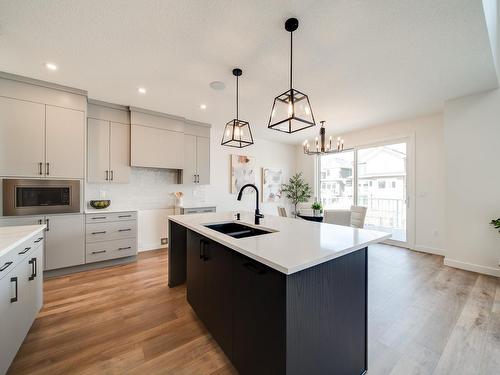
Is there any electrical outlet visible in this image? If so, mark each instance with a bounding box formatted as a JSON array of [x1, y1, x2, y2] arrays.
[[161, 238, 168, 245]]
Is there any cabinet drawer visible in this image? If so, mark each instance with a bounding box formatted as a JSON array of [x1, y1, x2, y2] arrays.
[[86, 211, 137, 223], [0, 235, 44, 281], [183, 207, 216, 214], [86, 238, 137, 263], [86, 220, 137, 243]]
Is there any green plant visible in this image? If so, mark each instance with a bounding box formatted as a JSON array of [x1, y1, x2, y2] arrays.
[[311, 202, 322, 211], [281, 172, 313, 217], [491, 218, 500, 233]]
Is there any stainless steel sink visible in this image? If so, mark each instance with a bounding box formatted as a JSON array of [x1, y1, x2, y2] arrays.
[[204, 222, 274, 239]]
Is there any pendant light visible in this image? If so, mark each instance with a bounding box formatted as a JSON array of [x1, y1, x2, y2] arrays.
[[303, 121, 351, 155], [268, 18, 316, 133], [221, 68, 254, 148]]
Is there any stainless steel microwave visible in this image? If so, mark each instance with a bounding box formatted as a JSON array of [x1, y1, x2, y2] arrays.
[[2, 179, 81, 216]]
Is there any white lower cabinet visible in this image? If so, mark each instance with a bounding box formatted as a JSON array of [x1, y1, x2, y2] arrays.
[[44, 214, 85, 270], [0, 233, 44, 375]]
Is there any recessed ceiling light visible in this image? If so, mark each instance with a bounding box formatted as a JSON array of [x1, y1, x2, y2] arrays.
[[200, 104, 207, 110], [45, 62, 58, 71], [209, 81, 225, 90], [138, 87, 146, 94]]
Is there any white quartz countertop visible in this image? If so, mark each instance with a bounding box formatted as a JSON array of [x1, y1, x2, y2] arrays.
[[0, 225, 46, 257], [168, 211, 390, 275]]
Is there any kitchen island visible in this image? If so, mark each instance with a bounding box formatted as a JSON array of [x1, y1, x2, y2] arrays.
[[168, 211, 390, 375]]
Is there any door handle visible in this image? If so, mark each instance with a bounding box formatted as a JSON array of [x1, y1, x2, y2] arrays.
[[118, 228, 131, 232], [34, 237, 43, 243], [117, 246, 132, 251], [199, 240, 209, 261], [19, 246, 31, 255], [105, 170, 109, 181], [46, 162, 50, 175], [33, 257, 37, 279], [91, 231, 106, 235], [110, 170, 114, 181], [0, 262, 13, 272], [45, 218, 50, 231], [91, 250, 106, 254], [38, 162, 43, 175], [118, 215, 131, 218], [10, 277, 18, 303], [29, 258, 36, 281]]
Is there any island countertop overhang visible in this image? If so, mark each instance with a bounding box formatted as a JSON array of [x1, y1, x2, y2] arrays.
[[168, 211, 390, 275]]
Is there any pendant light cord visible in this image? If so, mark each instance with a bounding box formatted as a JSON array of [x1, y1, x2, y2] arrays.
[[236, 75, 239, 120], [290, 30, 293, 91]]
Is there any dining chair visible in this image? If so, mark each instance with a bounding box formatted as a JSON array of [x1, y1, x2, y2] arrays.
[[350, 206, 368, 228], [323, 209, 351, 226], [277, 206, 287, 217]]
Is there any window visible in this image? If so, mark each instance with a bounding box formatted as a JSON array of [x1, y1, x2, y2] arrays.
[[318, 151, 354, 209], [392, 181, 396, 188], [378, 181, 386, 189]]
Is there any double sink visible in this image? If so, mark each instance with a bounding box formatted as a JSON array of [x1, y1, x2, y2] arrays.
[[204, 221, 275, 239]]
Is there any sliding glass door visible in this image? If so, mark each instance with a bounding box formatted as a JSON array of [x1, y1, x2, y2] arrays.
[[318, 139, 412, 246], [357, 142, 407, 242]]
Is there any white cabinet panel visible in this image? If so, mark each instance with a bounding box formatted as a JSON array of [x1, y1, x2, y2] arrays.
[[183, 134, 197, 184], [131, 125, 184, 169], [87, 118, 110, 183], [0, 216, 44, 227], [44, 214, 85, 270], [0, 97, 45, 177], [45, 105, 85, 179], [109, 122, 131, 183], [196, 136, 210, 185]]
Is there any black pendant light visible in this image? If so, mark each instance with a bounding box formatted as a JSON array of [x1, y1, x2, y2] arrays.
[[268, 18, 316, 133], [221, 68, 254, 148]]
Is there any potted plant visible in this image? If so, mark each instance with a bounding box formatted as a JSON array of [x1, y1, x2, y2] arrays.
[[281, 172, 313, 217], [311, 201, 323, 216], [490, 218, 500, 233]]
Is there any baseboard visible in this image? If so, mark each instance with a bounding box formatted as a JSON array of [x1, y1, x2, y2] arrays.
[[139, 243, 168, 252], [444, 258, 500, 277], [412, 245, 445, 256], [44, 256, 137, 278]]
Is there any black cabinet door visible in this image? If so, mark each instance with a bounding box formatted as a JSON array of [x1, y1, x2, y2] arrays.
[[203, 241, 234, 358], [232, 254, 286, 375], [186, 231, 207, 321]]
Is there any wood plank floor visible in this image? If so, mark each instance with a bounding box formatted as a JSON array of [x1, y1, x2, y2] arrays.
[[7, 245, 500, 375]]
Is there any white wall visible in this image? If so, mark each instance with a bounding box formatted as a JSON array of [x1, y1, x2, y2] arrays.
[[443, 89, 500, 277], [86, 131, 297, 251], [296, 114, 446, 254]]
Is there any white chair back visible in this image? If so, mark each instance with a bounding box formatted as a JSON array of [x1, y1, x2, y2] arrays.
[[277, 206, 287, 217], [350, 206, 367, 228], [323, 209, 351, 226]]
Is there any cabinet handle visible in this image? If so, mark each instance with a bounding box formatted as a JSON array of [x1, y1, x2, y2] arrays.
[[19, 246, 31, 255], [38, 162, 43, 175], [91, 250, 106, 254], [38, 219, 43, 225], [105, 170, 109, 181], [29, 258, 36, 281], [45, 218, 50, 231], [34, 237, 43, 243], [110, 170, 114, 181], [46, 162, 50, 175], [33, 258, 37, 279], [200, 240, 209, 261], [243, 262, 266, 275], [117, 246, 131, 251], [118, 228, 131, 232], [91, 231, 106, 235], [0, 262, 13, 272], [118, 215, 131, 218], [92, 216, 107, 220], [10, 277, 18, 303]]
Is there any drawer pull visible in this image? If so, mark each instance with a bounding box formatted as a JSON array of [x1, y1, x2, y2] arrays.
[[118, 215, 132, 218], [92, 217, 107, 220], [34, 237, 43, 243], [10, 277, 18, 303], [19, 247, 31, 255], [91, 231, 107, 235], [118, 229, 132, 232], [28, 258, 36, 281], [0, 262, 13, 272], [91, 250, 106, 255], [117, 246, 132, 251]]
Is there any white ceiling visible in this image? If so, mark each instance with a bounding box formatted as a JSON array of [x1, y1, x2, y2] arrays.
[[0, 0, 498, 144]]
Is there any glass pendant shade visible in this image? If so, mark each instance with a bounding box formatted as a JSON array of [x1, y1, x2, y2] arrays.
[[268, 18, 316, 134], [268, 88, 315, 133], [221, 119, 254, 148], [221, 68, 254, 148]]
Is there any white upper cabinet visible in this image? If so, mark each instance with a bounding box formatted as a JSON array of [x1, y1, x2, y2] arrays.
[[87, 118, 110, 183], [0, 97, 45, 177], [45, 105, 85, 179], [109, 122, 131, 183], [183, 134, 197, 184], [196, 136, 210, 184]]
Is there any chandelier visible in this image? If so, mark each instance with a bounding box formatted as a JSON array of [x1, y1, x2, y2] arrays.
[[303, 121, 350, 155]]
